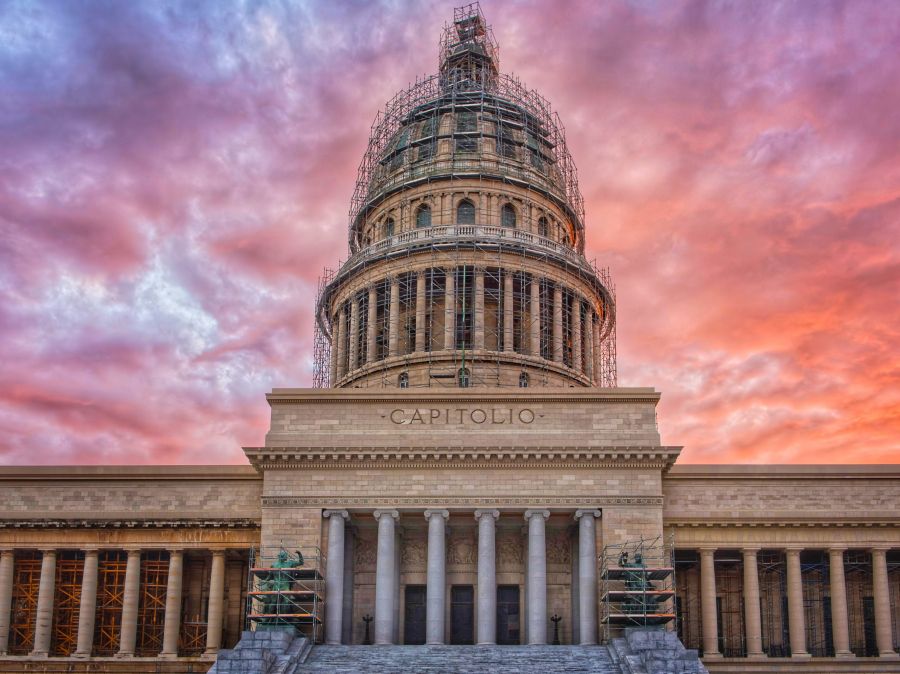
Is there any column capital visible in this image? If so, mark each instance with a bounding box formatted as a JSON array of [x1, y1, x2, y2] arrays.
[[698, 546, 717, 555], [474, 509, 499, 521], [524, 509, 550, 521], [210, 549, 226, 558], [166, 548, 184, 556], [869, 545, 891, 554], [374, 509, 399, 521], [82, 547, 100, 555], [784, 546, 804, 556], [828, 546, 848, 555], [424, 509, 449, 521], [38, 548, 57, 556], [123, 547, 142, 556], [324, 509, 350, 520], [741, 547, 761, 555], [574, 509, 601, 520]]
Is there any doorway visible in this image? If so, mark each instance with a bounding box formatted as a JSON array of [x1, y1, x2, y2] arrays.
[[404, 585, 426, 644], [496, 585, 521, 645], [451, 585, 474, 644]]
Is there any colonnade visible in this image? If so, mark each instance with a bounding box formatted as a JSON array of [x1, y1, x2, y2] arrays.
[[0, 547, 234, 658], [323, 509, 601, 646], [690, 545, 898, 660], [331, 268, 604, 385]]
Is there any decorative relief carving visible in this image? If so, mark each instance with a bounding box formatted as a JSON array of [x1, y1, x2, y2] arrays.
[[496, 531, 523, 569], [401, 536, 427, 570], [448, 532, 477, 566], [546, 529, 572, 565], [354, 535, 377, 570]]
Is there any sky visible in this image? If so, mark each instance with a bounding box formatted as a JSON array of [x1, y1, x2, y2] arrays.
[[0, 0, 898, 466]]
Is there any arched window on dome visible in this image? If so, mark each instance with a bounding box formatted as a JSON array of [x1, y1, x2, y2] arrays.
[[501, 203, 516, 228], [416, 205, 432, 229], [457, 199, 475, 225], [398, 372, 409, 389], [458, 367, 470, 388], [538, 216, 549, 238], [384, 217, 395, 237], [518, 372, 529, 388]]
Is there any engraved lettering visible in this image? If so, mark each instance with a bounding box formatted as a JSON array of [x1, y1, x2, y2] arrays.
[[471, 409, 486, 424]]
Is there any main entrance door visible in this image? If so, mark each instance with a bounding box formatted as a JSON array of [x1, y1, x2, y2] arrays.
[[404, 585, 426, 644], [496, 585, 521, 645], [450, 585, 474, 644]]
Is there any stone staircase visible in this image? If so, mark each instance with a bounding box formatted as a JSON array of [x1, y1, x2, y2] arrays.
[[300, 644, 619, 673]]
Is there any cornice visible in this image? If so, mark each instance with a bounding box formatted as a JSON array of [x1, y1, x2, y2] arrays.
[[665, 465, 900, 480], [244, 445, 681, 471], [666, 518, 898, 529], [0, 465, 258, 481], [0, 518, 261, 530], [262, 495, 663, 508]]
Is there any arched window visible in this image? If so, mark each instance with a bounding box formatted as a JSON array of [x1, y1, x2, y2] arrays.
[[384, 218, 395, 237], [457, 199, 475, 225], [398, 372, 409, 389], [538, 216, 549, 238], [458, 367, 470, 388], [519, 372, 529, 388], [416, 205, 432, 229], [501, 203, 516, 228]]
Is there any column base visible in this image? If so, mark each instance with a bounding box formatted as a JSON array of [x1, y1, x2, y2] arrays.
[[702, 652, 723, 660], [159, 651, 179, 659], [879, 651, 900, 658], [114, 652, 135, 658], [203, 649, 219, 658], [72, 651, 91, 659], [790, 651, 812, 659], [746, 652, 767, 660], [28, 651, 49, 658], [834, 650, 855, 659]]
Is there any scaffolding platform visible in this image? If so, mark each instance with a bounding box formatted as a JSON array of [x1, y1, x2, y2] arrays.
[[245, 547, 325, 641]]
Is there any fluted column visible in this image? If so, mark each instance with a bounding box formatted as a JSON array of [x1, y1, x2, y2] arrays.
[[348, 296, 360, 370], [415, 271, 426, 352], [475, 509, 499, 644], [335, 305, 347, 381], [503, 272, 514, 352], [366, 285, 378, 363], [699, 547, 721, 658], [572, 298, 582, 372], [31, 549, 57, 656], [324, 510, 349, 644], [444, 269, 455, 350], [204, 550, 226, 656], [552, 285, 563, 362], [0, 549, 14, 655], [525, 509, 550, 645], [474, 267, 485, 350], [117, 548, 142, 657], [388, 277, 400, 357], [529, 276, 541, 356], [828, 547, 853, 658], [575, 510, 600, 644], [584, 313, 594, 383], [374, 510, 399, 645], [785, 548, 809, 658], [872, 547, 899, 658], [742, 548, 765, 658], [160, 549, 183, 657], [74, 549, 99, 658], [425, 510, 449, 644]]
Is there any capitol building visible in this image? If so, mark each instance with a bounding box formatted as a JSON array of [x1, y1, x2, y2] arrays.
[[0, 5, 897, 673]]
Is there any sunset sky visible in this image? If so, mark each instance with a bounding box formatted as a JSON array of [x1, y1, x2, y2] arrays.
[[1, 0, 898, 465]]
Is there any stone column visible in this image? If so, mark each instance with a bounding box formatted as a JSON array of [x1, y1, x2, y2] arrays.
[[699, 547, 721, 658], [593, 317, 601, 383], [335, 305, 347, 381], [0, 549, 14, 655], [742, 548, 765, 658], [584, 313, 594, 382], [552, 285, 563, 362], [415, 270, 426, 352], [525, 509, 550, 645], [374, 510, 399, 645], [204, 550, 226, 656], [828, 547, 853, 658], [389, 277, 400, 357], [572, 298, 582, 372], [475, 509, 499, 645], [503, 271, 514, 352], [474, 267, 485, 350], [348, 296, 360, 371], [785, 547, 809, 658], [74, 549, 99, 658], [425, 510, 449, 644], [366, 285, 378, 363], [160, 549, 183, 658], [117, 548, 142, 657], [444, 269, 455, 350], [872, 547, 899, 658], [575, 510, 600, 644], [530, 276, 541, 356], [324, 510, 349, 645], [31, 549, 57, 656]]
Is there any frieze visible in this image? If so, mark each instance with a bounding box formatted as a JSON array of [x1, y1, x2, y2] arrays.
[[546, 529, 572, 565], [0, 518, 260, 530], [448, 532, 477, 565], [261, 496, 663, 508]]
